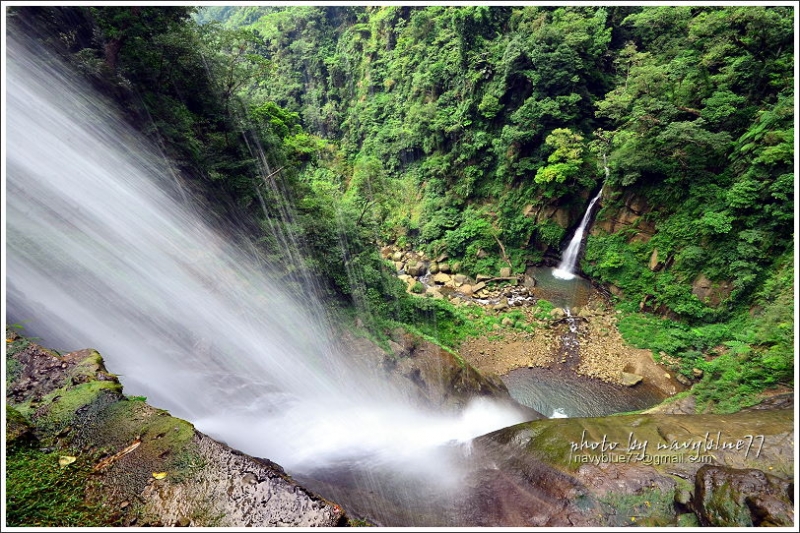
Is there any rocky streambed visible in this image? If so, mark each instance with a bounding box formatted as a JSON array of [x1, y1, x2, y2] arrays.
[[383, 245, 683, 405]]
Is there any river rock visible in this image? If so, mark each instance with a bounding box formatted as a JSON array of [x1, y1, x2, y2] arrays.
[[438, 262, 451, 273], [407, 261, 423, 277], [392, 251, 403, 262], [426, 286, 444, 299], [549, 308, 565, 320], [620, 371, 643, 386], [453, 274, 468, 286], [499, 267, 512, 277], [492, 299, 508, 311], [472, 281, 487, 292], [432, 272, 451, 285], [693, 465, 794, 526], [428, 262, 439, 274]]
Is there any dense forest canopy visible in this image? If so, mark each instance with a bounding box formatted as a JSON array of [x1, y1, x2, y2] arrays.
[[9, 4, 795, 413]]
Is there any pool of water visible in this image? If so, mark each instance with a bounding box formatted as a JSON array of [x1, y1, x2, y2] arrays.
[[526, 266, 594, 309], [502, 366, 666, 418]]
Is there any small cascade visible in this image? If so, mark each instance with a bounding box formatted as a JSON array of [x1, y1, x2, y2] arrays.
[[560, 307, 580, 357], [552, 187, 604, 280]]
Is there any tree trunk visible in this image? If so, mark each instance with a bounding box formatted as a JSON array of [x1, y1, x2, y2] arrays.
[[104, 37, 123, 72]]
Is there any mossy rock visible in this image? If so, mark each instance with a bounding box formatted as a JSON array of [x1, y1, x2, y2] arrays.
[[6, 405, 35, 445], [5, 334, 346, 527]]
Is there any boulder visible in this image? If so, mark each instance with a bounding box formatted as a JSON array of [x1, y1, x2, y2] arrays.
[[499, 267, 512, 278], [428, 262, 439, 274], [492, 299, 509, 311], [438, 263, 451, 273], [426, 286, 444, 299], [620, 371, 643, 386], [392, 251, 404, 262], [407, 261, 423, 277], [466, 409, 794, 526], [472, 281, 487, 292], [692, 274, 734, 308], [432, 272, 451, 285], [693, 465, 794, 526]]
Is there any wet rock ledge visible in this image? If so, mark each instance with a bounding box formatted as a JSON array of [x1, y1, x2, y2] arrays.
[[5, 329, 346, 527]]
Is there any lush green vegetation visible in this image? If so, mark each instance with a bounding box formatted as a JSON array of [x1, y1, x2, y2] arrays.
[[12, 5, 794, 412]]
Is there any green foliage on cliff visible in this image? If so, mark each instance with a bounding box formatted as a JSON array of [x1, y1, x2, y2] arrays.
[[17, 5, 792, 407]]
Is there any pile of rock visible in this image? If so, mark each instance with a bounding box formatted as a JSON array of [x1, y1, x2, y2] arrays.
[[381, 244, 537, 310]]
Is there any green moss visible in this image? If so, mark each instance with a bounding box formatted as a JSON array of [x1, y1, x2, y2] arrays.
[[5, 442, 117, 527], [23, 380, 123, 435], [702, 481, 753, 526], [598, 487, 677, 527], [168, 445, 208, 483], [676, 513, 700, 527], [6, 354, 23, 386], [6, 405, 34, 443]]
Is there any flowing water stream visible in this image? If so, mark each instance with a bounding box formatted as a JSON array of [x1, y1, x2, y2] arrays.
[[553, 184, 604, 280], [5, 27, 531, 525]]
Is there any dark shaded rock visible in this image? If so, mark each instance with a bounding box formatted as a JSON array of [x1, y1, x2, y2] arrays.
[[391, 338, 543, 420], [693, 465, 794, 526], [5, 406, 36, 445], [741, 392, 794, 412]]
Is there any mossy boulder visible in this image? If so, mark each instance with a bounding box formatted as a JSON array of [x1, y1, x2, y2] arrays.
[[693, 465, 794, 526], [464, 410, 794, 526], [5, 331, 346, 527]]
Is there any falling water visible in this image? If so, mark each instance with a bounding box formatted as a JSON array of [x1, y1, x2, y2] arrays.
[[552, 186, 604, 280], [4, 26, 530, 525]]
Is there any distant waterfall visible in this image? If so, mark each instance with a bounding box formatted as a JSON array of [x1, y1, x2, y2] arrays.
[[552, 186, 603, 280]]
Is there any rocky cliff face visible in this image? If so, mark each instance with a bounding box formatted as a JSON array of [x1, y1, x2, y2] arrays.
[[5, 329, 346, 527]]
